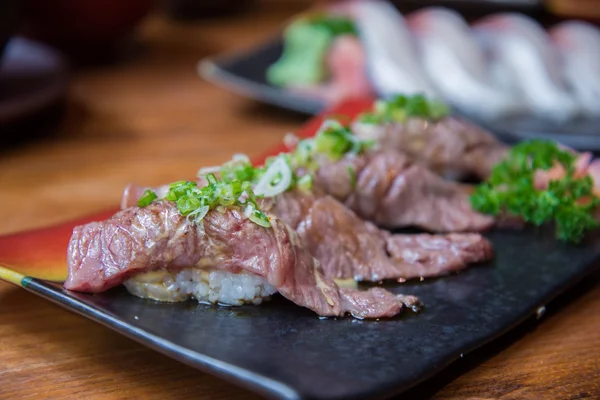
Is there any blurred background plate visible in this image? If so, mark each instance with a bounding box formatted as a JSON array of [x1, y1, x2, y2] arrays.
[[199, 39, 324, 116], [392, 0, 545, 19], [0, 37, 69, 129], [200, 37, 600, 151]]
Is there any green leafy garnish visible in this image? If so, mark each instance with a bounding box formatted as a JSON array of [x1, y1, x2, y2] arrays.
[[211, 120, 371, 198], [137, 189, 158, 207], [219, 155, 255, 182], [267, 14, 356, 87], [470, 140, 600, 243], [297, 174, 314, 191], [358, 94, 450, 124], [138, 174, 271, 228], [313, 120, 374, 160]]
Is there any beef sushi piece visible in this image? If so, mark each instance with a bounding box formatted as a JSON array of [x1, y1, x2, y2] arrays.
[[261, 189, 493, 281], [351, 95, 509, 181], [549, 21, 600, 118], [65, 201, 417, 319], [350, 0, 439, 99], [472, 13, 579, 121], [312, 149, 495, 232], [406, 7, 522, 120], [352, 115, 508, 181], [122, 185, 493, 282]]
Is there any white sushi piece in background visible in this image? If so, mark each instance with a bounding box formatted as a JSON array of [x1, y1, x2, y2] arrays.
[[550, 21, 600, 118], [473, 13, 580, 122], [124, 268, 277, 306], [350, 0, 439, 99], [407, 7, 523, 120]]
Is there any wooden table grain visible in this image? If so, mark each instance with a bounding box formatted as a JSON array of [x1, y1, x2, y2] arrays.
[[1, 3, 599, 399]]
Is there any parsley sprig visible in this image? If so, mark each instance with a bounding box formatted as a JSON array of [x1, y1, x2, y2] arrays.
[[358, 94, 450, 124], [470, 140, 600, 243]]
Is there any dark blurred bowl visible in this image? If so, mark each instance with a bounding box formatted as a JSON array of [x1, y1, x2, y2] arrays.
[[23, 0, 155, 59], [163, 0, 257, 20], [0, 1, 20, 62]]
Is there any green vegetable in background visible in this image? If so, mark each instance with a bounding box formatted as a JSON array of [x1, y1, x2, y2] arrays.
[[470, 140, 600, 243], [267, 14, 356, 87], [210, 120, 371, 197], [358, 94, 450, 124]]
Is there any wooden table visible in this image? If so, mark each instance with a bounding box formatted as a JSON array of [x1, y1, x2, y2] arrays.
[[1, 3, 599, 399]]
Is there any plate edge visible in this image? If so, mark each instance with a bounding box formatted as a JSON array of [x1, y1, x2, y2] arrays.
[[17, 278, 305, 400]]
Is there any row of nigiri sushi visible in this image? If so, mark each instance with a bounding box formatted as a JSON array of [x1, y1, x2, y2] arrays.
[[402, 5, 600, 121], [269, 1, 600, 122]]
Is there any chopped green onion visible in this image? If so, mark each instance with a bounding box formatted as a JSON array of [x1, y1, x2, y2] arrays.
[[249, 210, 271, 228], [309, 119, 374, 161], [163, 175, 271, 228], [214, 154, 256, 184], [165, 181, 195, 201], [187, 205, 209, 223], [347, 166, 357, 189], [137, 189, 158, 207], [315, 130, 347, 156], [297, 174, 313, 191], [254, 155, 294, 197], [194, 118, 370, 203], [176, 195, 202, 216], [206, 173, 218, 185], [358, 94, 450, 124]]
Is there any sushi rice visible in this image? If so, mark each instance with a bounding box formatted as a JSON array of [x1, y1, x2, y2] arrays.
[[124, 268, 277, 306]]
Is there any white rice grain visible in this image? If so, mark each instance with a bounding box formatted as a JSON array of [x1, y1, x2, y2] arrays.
[[124, 268, 277, 306]]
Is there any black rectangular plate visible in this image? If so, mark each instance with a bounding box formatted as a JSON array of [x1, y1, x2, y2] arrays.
[[20, 227, 600, 400]]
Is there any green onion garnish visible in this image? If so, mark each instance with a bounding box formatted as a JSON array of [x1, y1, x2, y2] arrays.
[[297, 174, 313, 191], [358, 94, 450, 124], [309, 120, 374, 161], [347, 166, 357, 189], [248, 207, 272, 228], [138, 175, 271, 229], [140, 118, 373, 223], [212, 119, 372, 198], [137, 189, 158, 207]]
